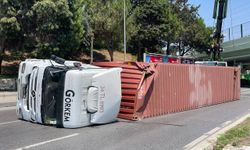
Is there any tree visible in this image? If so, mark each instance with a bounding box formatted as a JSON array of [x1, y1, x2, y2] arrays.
[[83, 0, 124, 61], [0, 0, 85, 74], [184, 18, 213, 55], [163, 5, 183, 55], [170, 0, 213, 56], [130, 0, 168, 60], [0, 0, 23, 73], [31, 0, 85, 59], [0, 0, 214, 69]]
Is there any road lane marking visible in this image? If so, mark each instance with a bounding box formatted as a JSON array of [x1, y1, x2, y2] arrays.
[[221, 120, 232, 127], [184, 135, 208, 150], [241, 95, 250, 98], [0, 106, 16, 111], [0, 120, 20, 126], [241, 90, 250, 94], [241, 89, 249, 92], [205, 127, 220, 135], [184, 112, 250, 150], [185, 121, 236, 149], [15, 133, 79, 150], [241, 96, 250, 100], [184, 127, 221, 150]]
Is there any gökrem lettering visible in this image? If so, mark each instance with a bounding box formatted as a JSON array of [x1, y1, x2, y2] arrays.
[[64, 90, 75, 122]]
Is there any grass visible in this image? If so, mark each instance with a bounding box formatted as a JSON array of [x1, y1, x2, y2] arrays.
[[214, 117, 250, 150]]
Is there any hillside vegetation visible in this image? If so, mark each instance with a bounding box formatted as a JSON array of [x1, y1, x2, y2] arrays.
[[1, 0, 212, 74]]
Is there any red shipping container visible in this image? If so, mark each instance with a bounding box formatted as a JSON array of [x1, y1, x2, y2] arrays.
[[94, 62, 240, 120]]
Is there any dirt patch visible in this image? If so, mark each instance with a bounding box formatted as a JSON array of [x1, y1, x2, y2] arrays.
[[77, 49, 136, 63], [2, 60, 20, 66], [1, 50, 136, 75], [103, 50, 135, 61], [240, 117, 250, 126], [1, 60, 20, 75], [237, 136, 250, 146]]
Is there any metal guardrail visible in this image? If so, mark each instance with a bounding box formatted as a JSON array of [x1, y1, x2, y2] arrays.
[[223, 21, 250, 42]]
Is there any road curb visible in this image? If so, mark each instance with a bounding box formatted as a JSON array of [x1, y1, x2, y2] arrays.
[[186, 111, 250, 150], [0, 92, 17, 104]]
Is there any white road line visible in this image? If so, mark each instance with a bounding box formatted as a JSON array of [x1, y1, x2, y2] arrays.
[[241, 89, 250, 91], [241, 95, 250, 98], [0, 106, 16, 111], [15, 133, 79, 150], [0, 120, 20, 126], [185, 112, 250, 150], [240, 90, 250, 93], [185, 120, 236, 150], [184, 135, 208, 150], [221, 120, 232, 127], [241, 92, 250, 94], [241, 92, 250, 95], [184, 127, 221, 150], [185, 121, 236, 150], [205, 127, 220, 135]]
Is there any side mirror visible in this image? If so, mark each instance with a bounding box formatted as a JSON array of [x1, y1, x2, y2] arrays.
[[51, 55, 65, 65]]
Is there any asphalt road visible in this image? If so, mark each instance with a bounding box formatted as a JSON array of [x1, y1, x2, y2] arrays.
[[1, 89, 250, 150]]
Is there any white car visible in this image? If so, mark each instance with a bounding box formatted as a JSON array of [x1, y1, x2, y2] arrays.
[[195, 61, 228, 67], [17, 58, 122, 128]]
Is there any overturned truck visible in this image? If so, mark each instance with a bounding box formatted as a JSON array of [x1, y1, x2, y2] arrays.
[[17, 58, 122, 128], [17, 58, 240, 126]]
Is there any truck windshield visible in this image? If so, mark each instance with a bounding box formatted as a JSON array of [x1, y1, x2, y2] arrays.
[[42, 66, 66, 126]]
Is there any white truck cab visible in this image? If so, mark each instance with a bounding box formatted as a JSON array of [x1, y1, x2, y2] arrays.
[[17, 58, 122, 128]]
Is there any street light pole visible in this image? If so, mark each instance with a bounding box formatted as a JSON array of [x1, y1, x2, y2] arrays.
[[90, 33, 94, 64], [123, 0, 127, 61]]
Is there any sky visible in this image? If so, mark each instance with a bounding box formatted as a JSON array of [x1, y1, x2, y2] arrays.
[[188, 0, 250, 40]]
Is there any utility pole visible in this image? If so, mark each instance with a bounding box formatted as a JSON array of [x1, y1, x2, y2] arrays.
[[90, 33, 94, 64], [124, 0, 127, 61], [212, 0, 228, 60]]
